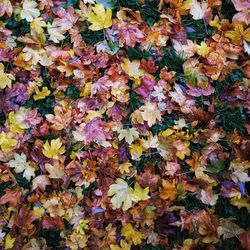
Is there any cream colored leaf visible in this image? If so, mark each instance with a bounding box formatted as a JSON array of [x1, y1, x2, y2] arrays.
[[118, 128, 139, 144], [190, 0, 210, 20], [107, 178, 133, 211], [140, 102, 162, 127], [21, 0, 40, 22]]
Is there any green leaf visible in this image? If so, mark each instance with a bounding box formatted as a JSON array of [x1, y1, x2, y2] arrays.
[[105, 41, 120, 55], [206, 162, 225, 174]]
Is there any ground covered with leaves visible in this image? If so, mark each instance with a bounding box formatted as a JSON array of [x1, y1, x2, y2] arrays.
[[0, 0, 250, 249]]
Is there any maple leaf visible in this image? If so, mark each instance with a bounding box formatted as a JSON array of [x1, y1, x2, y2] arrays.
[[160, 180, 177, 201], [86, 4, 112, 31], [225, 22, 250, 45], [107, 178, 134, 211], [0, 63, 15, 89], [121, 58, 144, 79], [32, 175, 51, 191], [9, 110, 26, 134], [217, 218, 245, 240], [46, 103, 72, 130], [232, 0, 250, 25], [0, 188, 22, 207], [199, 187, 218, 206], [30, 17, 46, 35], [130, 183, 150, 202], [20, 0, 40, 22], [42, 138, 65, 159], [0, 132, 17, 152], [140, 102, 162, 127], [190, 0, 210, 20], [73, 118, 112, 147], [121, 223, 143, 246], [110, 240, 131, 250], [32, 206, 45, 219], [119, 24, 145, 47], [54, 7, 79, 31], [119, 161, 132, 174], [195, 41, 210, 57], [129, 141, 145, 160], [229, 160, 250, 183], [118, 128, 139, 144], [141, 134, 159, 149], [47, 22, 66, 43], [230, 197, 250, 211], [9, 153, 35, 181], [165, 162, 181, 176], [134, 76, 155, 99], [33, 86, 51, 101], [0, 0, 12, 17], [45, 162, 65, 179], [5, 234, 15, 250]]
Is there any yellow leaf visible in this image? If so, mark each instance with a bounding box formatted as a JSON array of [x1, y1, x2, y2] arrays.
[[107, 178, 133, 211], [8, 108, 30, 134], [209, 16, 221, 30], [32, 206, 45, 219], [119, 161, 132, 174], [33, 86, 51, 101], [80, 81, 92, 97], [160, 180, 177, 201], [129, 142, 144, 161], [161, 128, 174, 137], [230, 197, 250, 211], [178, 0, 193, 14], [0, 132, 17, 152], [42, 138, 65, 159], [0, 63, 14, 89], [9, 111, 24, 134], [130, 183, 150, 202], [195, 41, 210, 57], [121, 58, 144, 79], [225, 22, 250, 44], [5, 234, 15, 249], [110, 240, 131, 250], [121, 223, 143, 246], [30, 17, 46, 34], [86, 4, 112, 31], [195, 166, 216, 185], [20, 0, 40, 22]]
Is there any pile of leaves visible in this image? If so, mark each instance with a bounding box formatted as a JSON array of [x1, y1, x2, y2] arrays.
[[0, 0, 249, 249]]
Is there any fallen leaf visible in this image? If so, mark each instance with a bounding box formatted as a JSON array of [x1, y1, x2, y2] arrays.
[[107, 178, 133, 211], [87, 4, 112, 31], [42, 138, 65, 159], [5, 234, 15, 250], [21, 0, 40, 22]]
